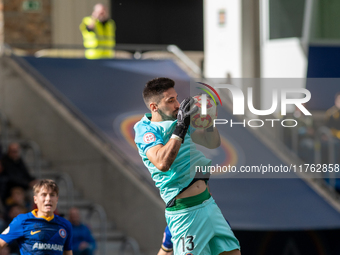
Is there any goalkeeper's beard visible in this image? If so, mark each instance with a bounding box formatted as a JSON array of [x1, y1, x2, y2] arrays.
[[157, 109, 177, 121]]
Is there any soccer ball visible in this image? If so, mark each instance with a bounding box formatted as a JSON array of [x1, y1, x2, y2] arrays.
[[191, 95, 217, 129]]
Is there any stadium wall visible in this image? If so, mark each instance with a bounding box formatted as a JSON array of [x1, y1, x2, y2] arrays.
[[0, 0, 3, 47], [203, 0, 260, 79], [2, 0, 52, 48], [0, 55, 164, 253], [0, 0, 110, 48]]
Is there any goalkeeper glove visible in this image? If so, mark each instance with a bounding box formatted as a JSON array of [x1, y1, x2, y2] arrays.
[[172, 97, 198, 142]]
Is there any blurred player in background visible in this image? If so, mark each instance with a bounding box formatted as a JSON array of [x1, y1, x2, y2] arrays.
[[157, 226, 173, 255], [79, 3, 116, 59], [135, 78, 240, 255], [0, 179, 73, 254]]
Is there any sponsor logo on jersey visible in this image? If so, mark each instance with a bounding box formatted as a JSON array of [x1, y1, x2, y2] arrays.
[[32, 243, 63, 251], [1, 227, 9, 235], [31, 230, 41, 235], [59, 228, 67, 238], [143, 132, 156, 143]]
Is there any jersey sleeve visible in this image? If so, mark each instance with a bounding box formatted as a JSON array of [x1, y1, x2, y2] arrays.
[[135, 124, 164, 154], [161, 225, 173, 252], [64, 221, 73, 251], [0, 216, 24, 244]]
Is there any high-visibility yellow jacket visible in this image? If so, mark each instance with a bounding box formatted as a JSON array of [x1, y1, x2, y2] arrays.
[[79, 16, 116, 59]]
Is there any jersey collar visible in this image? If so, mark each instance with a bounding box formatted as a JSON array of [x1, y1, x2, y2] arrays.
[[144, 113, 177, 124], [143, 113, 152, 123], [32, 209, 54, 221]]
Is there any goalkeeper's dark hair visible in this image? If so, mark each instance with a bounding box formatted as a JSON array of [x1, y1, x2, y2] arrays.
[[143, 78, 175, 109]]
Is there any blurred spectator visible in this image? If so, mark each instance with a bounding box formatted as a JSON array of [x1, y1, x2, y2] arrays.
[[0, 189, 4, 233], [0, 217, 5, 235], [0, 161, 6, 202], [0, 205, 5, 234], [79, 3, 116, 59], [326, 92, 340, 140], [4, 204, 26, 226], [282, 105, 316, 163], [294, 105, 315, 163], [322, 93, 340, 191], [4, 187, 31, 213], [324, 92, 340, 164], [69, 207, 96, 255], [1, 143, 37, 201], [4, 204, 25, 255]]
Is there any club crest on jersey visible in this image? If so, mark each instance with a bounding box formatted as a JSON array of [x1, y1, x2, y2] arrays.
[[1, 227, 9, 235], [143, 132, 156, 143], [59, 229, 66, 238]]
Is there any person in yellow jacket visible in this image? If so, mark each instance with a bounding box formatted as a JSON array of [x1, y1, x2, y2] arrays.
[[80, 4, 116, 59]]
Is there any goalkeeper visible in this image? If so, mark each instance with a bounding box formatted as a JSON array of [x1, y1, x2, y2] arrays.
[[134, 78, 240, 255]]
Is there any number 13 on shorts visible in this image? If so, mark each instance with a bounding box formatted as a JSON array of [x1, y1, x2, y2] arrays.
[[180, 235, 195, 253]]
